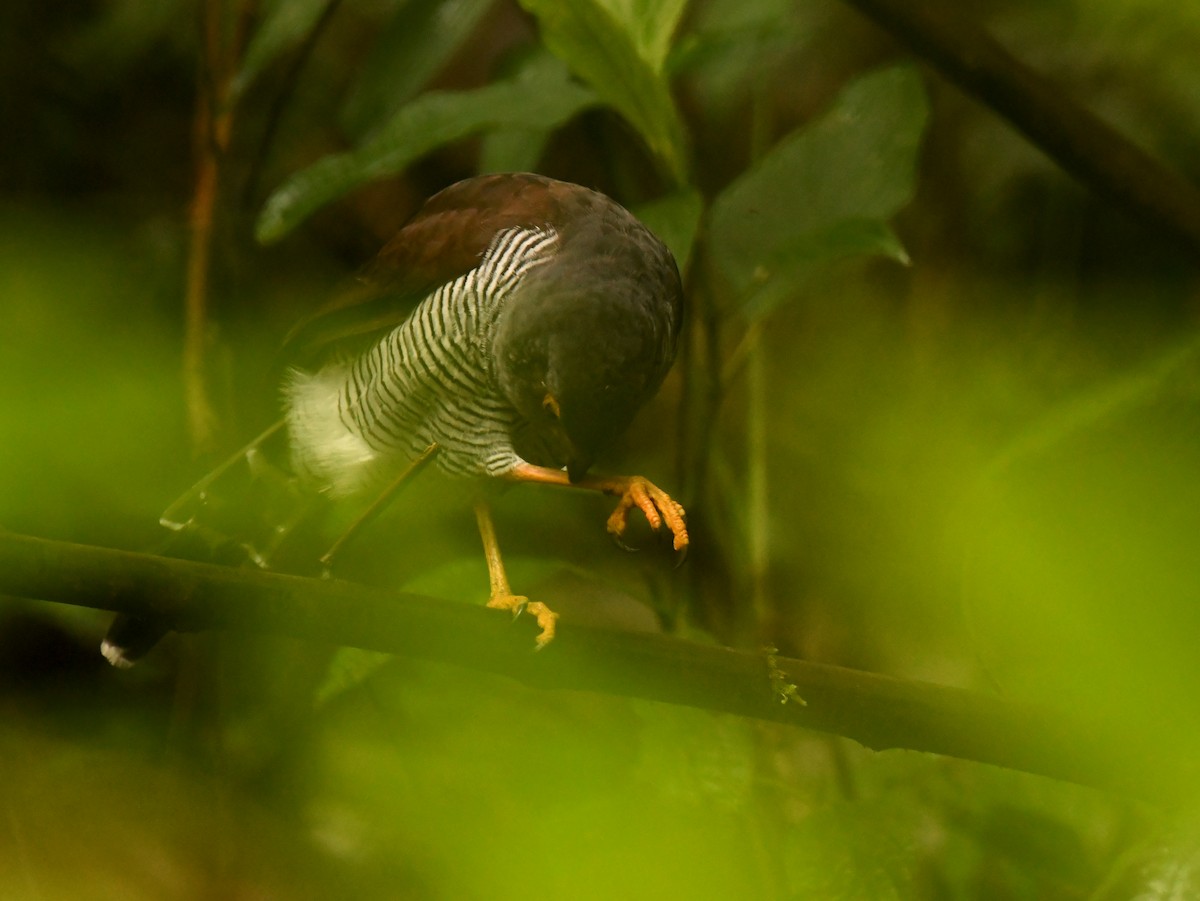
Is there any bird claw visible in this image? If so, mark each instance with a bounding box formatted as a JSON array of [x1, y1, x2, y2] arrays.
[[610, 531, 639, 553], [487, 594, 558, 648], [488, 592, 527, 618], [604, 476, 689, 556]]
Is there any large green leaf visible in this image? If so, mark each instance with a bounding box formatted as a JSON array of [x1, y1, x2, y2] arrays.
[[517, 0, 690, 182], [708, 65, 928, 312], [784, 803, 920, 900], [478, 49, 577, 175], [740, 219, 910, 318], [633, 187, 704, 273], [256, 68, 597, 243], [341, 0, 496, 137], [598, 0, 688, 70], [235, 0, 332, 96]]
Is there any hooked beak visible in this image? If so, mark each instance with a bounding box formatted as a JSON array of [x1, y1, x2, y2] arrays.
[[567, 450, 593, 483]]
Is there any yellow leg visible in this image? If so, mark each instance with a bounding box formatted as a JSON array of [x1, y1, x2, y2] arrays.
[[504, 464, 688, 554], [473, 499, 558, 649], [319, 443, 440, 572]]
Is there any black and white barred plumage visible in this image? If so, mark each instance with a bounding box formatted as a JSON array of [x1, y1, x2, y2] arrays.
[[282, 172, 682, 496], [286, 226, 561, 494], [101, 172, 685, 666]]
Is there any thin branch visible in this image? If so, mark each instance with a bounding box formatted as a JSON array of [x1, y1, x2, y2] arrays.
[[183, 90, 228, 457], [0, 530, 1189, 803], [184, 0, 249, 457], [842, 0, 1200, 259]]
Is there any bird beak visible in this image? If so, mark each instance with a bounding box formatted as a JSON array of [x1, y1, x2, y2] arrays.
[[567, 451, 593, 483]]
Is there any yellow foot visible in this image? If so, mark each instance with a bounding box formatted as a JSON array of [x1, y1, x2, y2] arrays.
[[605, 476, 689, 553], [486, 594, 559, 649]]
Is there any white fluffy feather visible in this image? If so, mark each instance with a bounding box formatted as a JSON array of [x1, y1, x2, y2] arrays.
[[284, 364, 378, 497]]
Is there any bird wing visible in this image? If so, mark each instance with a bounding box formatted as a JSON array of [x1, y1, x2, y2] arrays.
[[279, 173, 572, 365]]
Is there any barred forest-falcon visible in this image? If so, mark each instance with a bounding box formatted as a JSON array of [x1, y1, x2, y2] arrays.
[[103, 172, 688, 665]]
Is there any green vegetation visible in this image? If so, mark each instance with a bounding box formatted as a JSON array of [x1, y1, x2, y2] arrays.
[[3, 0, 1200, 897]]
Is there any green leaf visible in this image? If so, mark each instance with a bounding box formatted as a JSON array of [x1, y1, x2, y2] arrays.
[[341, 0, 496, 137], [742, 219, 910, 317], [668, 0, 801, 83], [784, 803, 920, 900], [478, 49, 580, 175], [235, 0, 332, 96], [598, 0, 688, 70], [633, 187, 704, 273], [59, 0, 190, 80], [478, 127, 548, 175], [517, 0, 690, 182], [316, 648, 392, 706], [256, 73, 597, 243], [708, 65, 928, 309]]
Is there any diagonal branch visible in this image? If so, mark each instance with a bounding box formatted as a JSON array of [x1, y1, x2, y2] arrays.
[[842, 0, 1200, 259], [0, 530, 1188, 803]]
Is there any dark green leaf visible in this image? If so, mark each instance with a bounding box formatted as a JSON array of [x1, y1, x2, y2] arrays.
[[478, 49, 580, 175], [235, 0, 332, 96], [59, 0, 190, 79], [742, 219, 910, 317], [256, 75, 597, 242], [709, 65, 928, 307], [341, 0, 496, 137], [633, 187, 704, 273], [517, 0, 690, 182], [478, 128, 548, 175]]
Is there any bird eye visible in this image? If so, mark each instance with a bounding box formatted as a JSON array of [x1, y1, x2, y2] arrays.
[[542, 393, 561, 419]]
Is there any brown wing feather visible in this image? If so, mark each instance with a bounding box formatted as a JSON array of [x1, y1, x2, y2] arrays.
[[280, 173, 574, 365]]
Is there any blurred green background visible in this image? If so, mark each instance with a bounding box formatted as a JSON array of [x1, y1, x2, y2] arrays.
[[3, 0, 1200, 897]]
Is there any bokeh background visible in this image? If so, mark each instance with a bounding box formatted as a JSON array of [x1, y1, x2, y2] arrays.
[[3, 0, 1200, 897]]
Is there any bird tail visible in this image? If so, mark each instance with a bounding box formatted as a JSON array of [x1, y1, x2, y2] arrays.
[[101, 419, 318, 667]]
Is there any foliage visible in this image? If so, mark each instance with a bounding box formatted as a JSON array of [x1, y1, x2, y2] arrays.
[[4, 0, 1200, 897]]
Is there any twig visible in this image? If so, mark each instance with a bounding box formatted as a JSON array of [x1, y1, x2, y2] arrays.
[[0, 530, 1189, 803], [183, 0, 251, 456], [842, 0, 1200, 259]]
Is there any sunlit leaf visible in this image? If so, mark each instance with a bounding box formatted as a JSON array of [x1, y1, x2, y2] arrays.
[[341, 0, 496, 137], [235, 0, 332, 96], [633, 187, 704, 273], [960, 334, 1200, 752], [256, 74, 597, 242], [709, 65, 928, 309], [317, 648, 392, 706], [517, 0, 690, 182], [632, 702, 755, 810], [1109, 820, 1200, 901], [597, 0, 689, 70], [785, 804, 918, 900]]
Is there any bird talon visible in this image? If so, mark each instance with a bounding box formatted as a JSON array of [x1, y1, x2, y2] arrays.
[[487, 593, 528, 617], [604, 476, 689, 557], [673, 542, 689, 569], [609, 530, 640, 552], [486, 594, 557, 647]]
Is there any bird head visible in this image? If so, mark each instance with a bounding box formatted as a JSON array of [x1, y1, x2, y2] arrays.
[[495, 266, 679, 482]]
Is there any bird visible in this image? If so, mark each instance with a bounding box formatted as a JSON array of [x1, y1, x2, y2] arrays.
[[102, 172, 688, 666]]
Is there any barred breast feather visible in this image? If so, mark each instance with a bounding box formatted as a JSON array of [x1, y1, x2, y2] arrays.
[[285, 225, 560, 496]]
